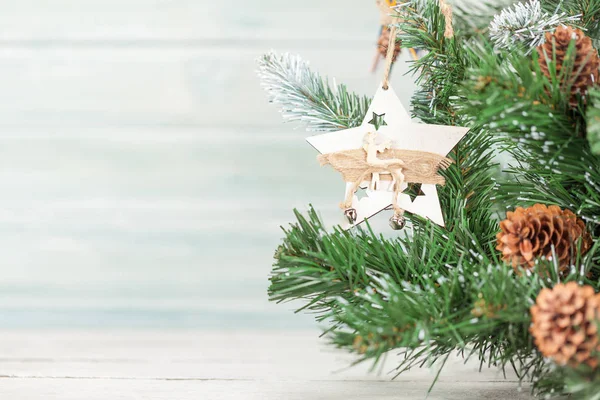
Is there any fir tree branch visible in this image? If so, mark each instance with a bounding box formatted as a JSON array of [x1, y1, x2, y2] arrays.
[[461, 42, 600, 229], [396, 0, 466, 124], [542, 0, 600, 28], [256, 51, 370, 132], [327, 262, 546, 381], [489, 0, 581, 54], [542, 0, 600, 45], [448, 0, 520, 34], [272, 209, 595, 391], [534, 354, 600, 398]]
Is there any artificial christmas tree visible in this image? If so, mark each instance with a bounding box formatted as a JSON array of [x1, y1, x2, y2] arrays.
[[258, 0, 600, 397]]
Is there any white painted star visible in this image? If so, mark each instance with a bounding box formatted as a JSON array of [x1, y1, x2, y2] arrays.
[[306, 84, 469, 229]]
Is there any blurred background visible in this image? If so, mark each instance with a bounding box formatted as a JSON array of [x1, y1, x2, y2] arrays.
[[0, 1, 415, 330]]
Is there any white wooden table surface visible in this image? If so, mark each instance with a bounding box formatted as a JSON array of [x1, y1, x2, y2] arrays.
[[0, 1, 534, 398], [0, 330, 533, 399]]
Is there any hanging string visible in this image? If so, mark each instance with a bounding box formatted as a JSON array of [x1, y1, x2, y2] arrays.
[[382, 25, 398, 90], [439, 0, 454, 39]]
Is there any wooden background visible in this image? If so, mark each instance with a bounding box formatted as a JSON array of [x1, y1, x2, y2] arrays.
[[0, 0, 417, 330], [0, 1, 533, 398]]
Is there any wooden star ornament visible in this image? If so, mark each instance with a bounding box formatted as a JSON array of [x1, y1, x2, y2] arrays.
[[307, 84, 469, 230]]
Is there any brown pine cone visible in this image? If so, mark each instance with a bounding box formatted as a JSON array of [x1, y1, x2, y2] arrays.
[[496, 204, 592, 273], [537, 25, 600, 107], [530, 282, 600, 368], [377, 28, 401, 62]]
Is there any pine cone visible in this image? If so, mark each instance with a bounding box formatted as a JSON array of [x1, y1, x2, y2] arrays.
[[377, 28, 401, 62], [537, 25, 600, 107], [496, 204, 592, 272], [530, 282, 600, 368]]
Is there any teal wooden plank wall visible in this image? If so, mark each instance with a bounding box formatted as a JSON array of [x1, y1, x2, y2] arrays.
[[0, 1, 416, 328]]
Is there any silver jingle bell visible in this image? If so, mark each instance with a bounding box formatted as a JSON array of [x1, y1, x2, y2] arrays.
[[389, 214, 406, 230], [344, 208, 358, 224]]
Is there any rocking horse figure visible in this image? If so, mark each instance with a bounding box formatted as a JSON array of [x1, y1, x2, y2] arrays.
[[317, 131, 452, 229]]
